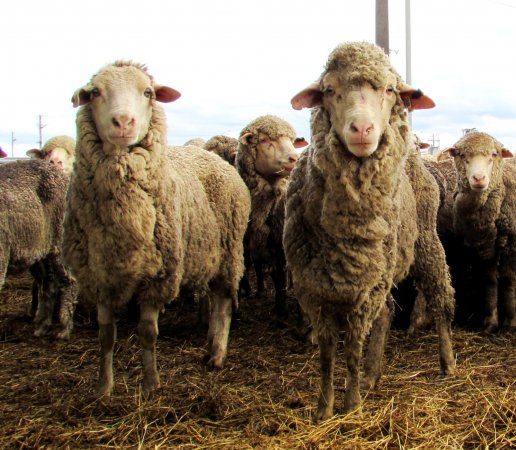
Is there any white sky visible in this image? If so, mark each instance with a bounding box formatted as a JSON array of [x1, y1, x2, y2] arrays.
[[1, 0, 516, 157]]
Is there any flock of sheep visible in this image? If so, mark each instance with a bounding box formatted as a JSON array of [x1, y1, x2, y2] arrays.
[[0, 41, 514, 421]]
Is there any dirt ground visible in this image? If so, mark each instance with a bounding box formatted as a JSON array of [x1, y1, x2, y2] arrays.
[[0, 272, 514, 449]]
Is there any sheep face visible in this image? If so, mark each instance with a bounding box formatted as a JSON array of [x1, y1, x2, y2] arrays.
[[72, 62, 180, 149], [448, 132, 513, 192], [240, 133, 300, 179], [27, 147, 74, 174]]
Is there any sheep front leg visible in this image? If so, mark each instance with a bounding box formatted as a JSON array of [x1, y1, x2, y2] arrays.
[[206, 286, 232, 369], [482, 257, 499, 333], [33, 273, 57, 338], [138, 303, 161, 394], [97, 303, 116, 396], [315, 327, 337, 421], [362, 297, 394, 390]]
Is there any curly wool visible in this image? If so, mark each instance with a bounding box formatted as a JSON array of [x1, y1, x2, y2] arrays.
[[204, 135, 238, 165]]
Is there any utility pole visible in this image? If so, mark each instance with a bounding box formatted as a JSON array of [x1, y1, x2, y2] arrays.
[[38, 115, 46, 148], [405, 0, 412, 126], [376, 0, 389, 55], [11, 132, 16, 156]]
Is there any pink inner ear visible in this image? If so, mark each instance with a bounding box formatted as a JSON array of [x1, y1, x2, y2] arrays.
[[156, 86, 181, 103], [291, 88, 323, 110], [294, 137, 309, 148]]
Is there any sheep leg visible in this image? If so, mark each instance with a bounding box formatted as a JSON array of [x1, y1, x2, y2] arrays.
[[362, 297, 394, 390], [315, 327, 337, 421], [407, 287, 432, 335], [138, 303, 161, 394], [97, 303, 116, 396], [498, 265, 516, 331], [482, 257, 499, 333], [272, 262, 288, 320], [343, 329, 364, 413], [254, 261, 266, 298], [206, 286, 232, 369], [33, 270, 57, 338]]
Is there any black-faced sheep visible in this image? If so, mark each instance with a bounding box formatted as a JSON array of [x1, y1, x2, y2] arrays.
[[235, 115, 307, 319], [445, 131, 515, 332], [63, 60, 251, 396], [26, 135, 76, 175], [204, 135, 239, 166], [0, 159, 76, 339], [284, 41, 455, 420]]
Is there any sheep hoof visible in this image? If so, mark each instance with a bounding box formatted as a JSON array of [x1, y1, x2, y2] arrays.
[[97, 384, 113, 398], [206, 355, 225, 370], [314, 406, 333, 422], [56, 329, 71, 340], [360, 376, 377, 391], [142, 378, 160, 396]]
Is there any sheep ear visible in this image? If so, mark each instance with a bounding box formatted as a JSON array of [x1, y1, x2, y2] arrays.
[[399, 85, 435, 111], [26, 148, 43, 159], [294, 137, 309, 149], [239, 133, 256, 145], [291, 83, 323, 110], [155, 85, 181, 103], [447, 147, 458, 158], [502, 148, 513, 158], [71, 87, 92, 108]]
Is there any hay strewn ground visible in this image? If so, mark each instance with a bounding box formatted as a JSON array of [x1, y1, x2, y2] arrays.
[[0, 272, 514, 449]]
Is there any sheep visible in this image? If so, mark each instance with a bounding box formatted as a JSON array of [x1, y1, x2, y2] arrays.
[[283, 41, 455, 420], [204, 135, 239, 165], [62, 60, 251, 396], [183, 137, 206, 147], [235, 115, 307, 320], [26, 135, 76, 175], [0, 158, 77, 339], [444, 131, 515, 332]]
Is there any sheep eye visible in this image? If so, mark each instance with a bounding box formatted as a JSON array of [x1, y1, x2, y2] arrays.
[[91, 87, 101, 98], [323, 86, 335, 96], [386, 86, 395, 94], [144, 88, 153, 98]]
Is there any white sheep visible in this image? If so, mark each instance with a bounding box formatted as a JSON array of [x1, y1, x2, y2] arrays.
[[26, 135, 76, 175], [284, 41, 455, 420], [62, 60, 251, 396]]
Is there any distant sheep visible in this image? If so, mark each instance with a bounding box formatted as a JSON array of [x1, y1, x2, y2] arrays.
[[235, 115, 307, 319], [204, 135, 239, 165], [0, 159, 76, 339], [183, 137, 206, 147], [63, 60, 251, 395], [446, 131, 515, 332], [284, 41, 455, 420], [26, 135, 76, 175]]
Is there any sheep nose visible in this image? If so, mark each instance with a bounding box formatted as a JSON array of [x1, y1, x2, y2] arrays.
[[288, 154, 298, 164], [349, 120, 374, 136], [112, 114, 135, 130], [473, 174, 486, 183]]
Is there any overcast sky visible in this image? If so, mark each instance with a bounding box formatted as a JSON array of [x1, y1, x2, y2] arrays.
[[1, 0, 516, 157]]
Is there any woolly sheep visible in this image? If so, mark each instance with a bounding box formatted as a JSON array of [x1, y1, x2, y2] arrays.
[[284, 41, 455, 419], [183, 137, 206, 147], [204, 135, 239, 165], [26, 135, 76, 175], [235, 115, 307, 319], [0, 159, 77, 339], [63, 60, 251, 396], [445, 131, 515, 332]]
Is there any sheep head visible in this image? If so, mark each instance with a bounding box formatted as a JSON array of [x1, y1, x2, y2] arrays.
[[71, 61, 181, 149], [291, 41, 434, 158], [446, 131, 513, 192], [27, 135, 76, 174], [237, 115, 306, 181]]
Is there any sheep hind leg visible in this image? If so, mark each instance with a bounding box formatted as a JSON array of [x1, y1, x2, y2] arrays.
[[362, 297, 394, 390], [206, 283, 232, 369], [33, 265, 57, 338], [138, 303, 161, 394], [315, 328, 337, 422], [97, 303, 116, 396]]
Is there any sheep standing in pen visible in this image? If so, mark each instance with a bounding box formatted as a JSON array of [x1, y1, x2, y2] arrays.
[[62, 60, 251, 396], [26, 135, 76, 175], [235, 115, 307, 319], [445, 131, 515, 332], [0, 159, 77, 339], [283, 41, 455, 420]]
